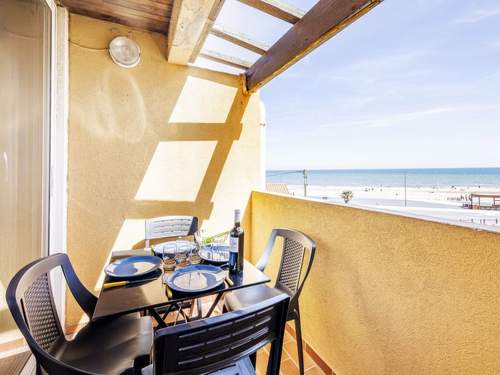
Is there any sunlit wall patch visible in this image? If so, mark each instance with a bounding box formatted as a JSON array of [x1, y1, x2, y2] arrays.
[[168, 76, 237, 124], [134, 141, 218, 202]]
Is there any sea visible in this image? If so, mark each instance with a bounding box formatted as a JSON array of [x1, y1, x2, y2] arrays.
[[266, 168, 500, 188]]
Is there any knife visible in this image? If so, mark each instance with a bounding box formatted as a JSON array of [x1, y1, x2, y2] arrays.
[[225, 274, 234, 287], [103, 277, 158, 289]]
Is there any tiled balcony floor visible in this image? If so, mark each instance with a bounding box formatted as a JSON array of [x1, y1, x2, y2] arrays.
[[256, 329, 328, 375], [194, 298, 330, 375], [165, 303, 328, 374]]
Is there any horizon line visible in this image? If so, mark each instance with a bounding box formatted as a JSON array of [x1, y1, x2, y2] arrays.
[[266, 166, 500, 172]]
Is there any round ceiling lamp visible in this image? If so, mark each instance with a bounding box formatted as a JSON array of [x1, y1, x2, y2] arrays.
[[109, 36, 141, 68]]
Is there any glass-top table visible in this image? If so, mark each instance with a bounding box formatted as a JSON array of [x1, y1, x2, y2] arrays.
[[92, 255, 270, 327]]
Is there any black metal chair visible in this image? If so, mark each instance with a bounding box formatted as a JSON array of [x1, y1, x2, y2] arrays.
[[144, 216, 198, 248], [144, 215, 199, 322], [142, 293, 290, 375], [6, 253, 153, 375], [224, 228, 316, 375]]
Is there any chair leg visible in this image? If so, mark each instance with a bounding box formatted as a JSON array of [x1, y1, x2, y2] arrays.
[[196, 298, 202, 319], [295, 311, 305, 375], [250, 352, 257, 369]]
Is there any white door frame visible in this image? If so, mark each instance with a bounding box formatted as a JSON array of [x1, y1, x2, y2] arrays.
[[20, 2, 68, 373], [46, 0, 69, 326]]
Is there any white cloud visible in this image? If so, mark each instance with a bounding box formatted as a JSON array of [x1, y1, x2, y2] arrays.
[[453, 7, 500, 24], [488, 41, 500, 49], [321, 49, 431, 87], [318, 105, 500, 130], [318, 106, 456, 130], [361, 107, 458, 128]]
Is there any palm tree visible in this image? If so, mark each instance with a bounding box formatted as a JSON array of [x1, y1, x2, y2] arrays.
[[341, 190, 354, 203]]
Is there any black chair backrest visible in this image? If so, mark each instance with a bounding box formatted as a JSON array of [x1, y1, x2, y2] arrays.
[[7, 253, 98, 374], [152, 293, 289, 375], [255, 229, 316, 306]]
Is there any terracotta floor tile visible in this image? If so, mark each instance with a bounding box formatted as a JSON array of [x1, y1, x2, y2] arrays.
[[284, 330, 294, 344], [279, 359, 300, 375], [256, 350, 269, 375], [305, 366, 330, 375], [283, 341, 316, 370], [281, 348, 291, 363]]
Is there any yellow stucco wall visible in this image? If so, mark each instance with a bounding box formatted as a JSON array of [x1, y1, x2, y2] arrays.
[[67, 14, 263, 326], [250, 191, 500, 374]]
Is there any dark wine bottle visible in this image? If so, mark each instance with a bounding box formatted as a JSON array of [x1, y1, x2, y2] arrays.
[[229, 209, 244, 273]]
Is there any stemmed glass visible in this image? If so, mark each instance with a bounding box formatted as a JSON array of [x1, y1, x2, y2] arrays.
[[191, 230, 204, 265]]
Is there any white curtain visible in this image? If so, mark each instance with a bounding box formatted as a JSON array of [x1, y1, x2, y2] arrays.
[[0, 0, 51, 347]]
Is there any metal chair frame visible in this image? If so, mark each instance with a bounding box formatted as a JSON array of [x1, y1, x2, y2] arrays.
[[144, 216, 198, 248], [241, 228, 316, 375], [150, 294, 290, 375], [144, 216, 199, 321], [7, 253, 98, 374]]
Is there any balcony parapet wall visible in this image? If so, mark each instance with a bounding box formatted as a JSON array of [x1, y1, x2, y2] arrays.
[[248, 190, 500, 375]]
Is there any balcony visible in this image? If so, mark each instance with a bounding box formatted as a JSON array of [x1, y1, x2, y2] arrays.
[[2, 0, 500, 374], [245, 191, 500, 374], [62, 187, 500, 374]]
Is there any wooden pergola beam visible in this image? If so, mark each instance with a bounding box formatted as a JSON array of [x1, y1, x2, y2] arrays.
[[236, 0, 305, 24], [199, 49, 253, 70], [245, 0, 383, 92], [167, 0, 219, 65], [188, 0, 226, 63], [210, 24, 269, 55]]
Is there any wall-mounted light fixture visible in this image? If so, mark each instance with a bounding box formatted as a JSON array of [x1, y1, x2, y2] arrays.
[[109, 36, 141, 68]]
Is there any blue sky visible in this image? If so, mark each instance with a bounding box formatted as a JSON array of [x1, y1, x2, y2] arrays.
[[196, 0, 500, 170]]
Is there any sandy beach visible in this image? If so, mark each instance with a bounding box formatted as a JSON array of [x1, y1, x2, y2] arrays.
[[283, 184, 500, 228], [289, 184, 500, 204]]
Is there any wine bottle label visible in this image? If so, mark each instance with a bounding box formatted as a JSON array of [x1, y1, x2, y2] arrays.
[[230, 236, 239, 252]]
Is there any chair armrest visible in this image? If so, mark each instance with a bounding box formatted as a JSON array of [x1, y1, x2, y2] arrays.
[[255, 229, 278, 272], [60, 255, 97, 317]]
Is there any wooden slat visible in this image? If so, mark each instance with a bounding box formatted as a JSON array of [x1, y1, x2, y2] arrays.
[[210, 24, 269, 55], [0, 351, 31, 375], [69, 10, 169, 35], [62, 0, 171, 34], [246, 0, 382, 92], [236, 0, 305, 24], [63, 0, 170, 22], [188, 0, 225, 63], [167, 0, 219, 64], [105, 0, 172, 15], [199, 49, 252, 70]]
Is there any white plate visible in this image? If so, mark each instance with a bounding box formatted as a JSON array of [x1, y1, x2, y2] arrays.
[[104, 255, 162, 279], [166, 265, 225, 293]]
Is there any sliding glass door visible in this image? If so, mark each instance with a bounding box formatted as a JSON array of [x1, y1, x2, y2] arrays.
[[0, 0, 53, 355]]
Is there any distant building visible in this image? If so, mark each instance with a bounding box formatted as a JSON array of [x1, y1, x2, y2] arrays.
[[464, 193, 500, 210], [266, 183, 290, 195]]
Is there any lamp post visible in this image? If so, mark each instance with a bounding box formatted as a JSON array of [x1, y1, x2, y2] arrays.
[[404, 172, 407, 207], [303, 169, 308, 197]]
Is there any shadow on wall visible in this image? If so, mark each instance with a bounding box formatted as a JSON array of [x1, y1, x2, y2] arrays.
[[67, 15, 260, 326]]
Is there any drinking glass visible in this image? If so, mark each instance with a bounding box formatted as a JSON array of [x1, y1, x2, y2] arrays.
[[162, 243, 176, 271], [174, 241, 189, 265]]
